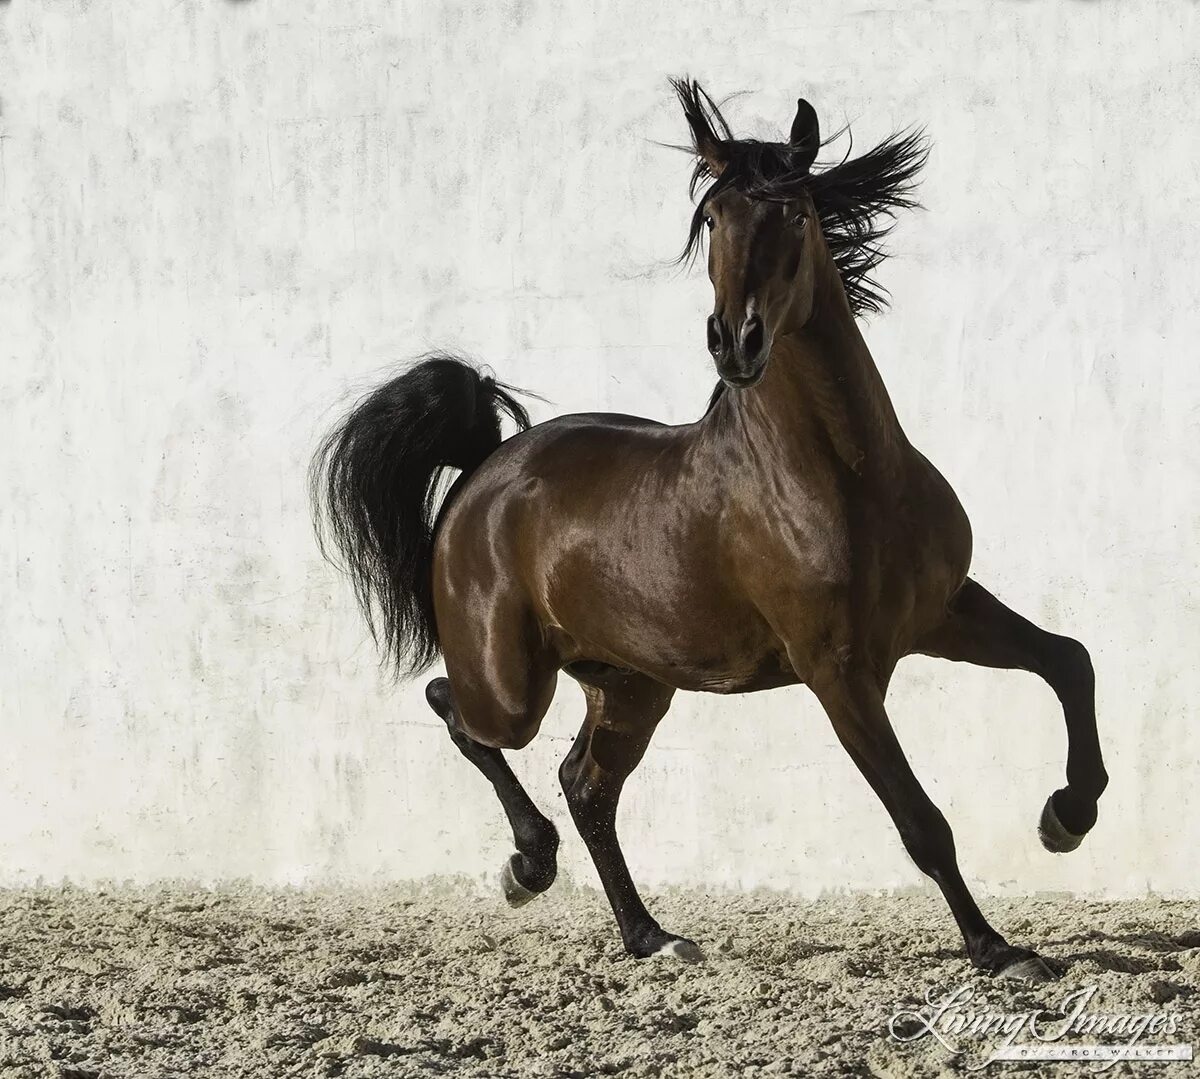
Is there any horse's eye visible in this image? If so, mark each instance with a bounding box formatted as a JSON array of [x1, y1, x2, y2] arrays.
[[792, 214, 807, 229], [704, 214, 714, 230]]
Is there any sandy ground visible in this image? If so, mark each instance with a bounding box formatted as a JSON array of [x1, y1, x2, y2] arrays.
[[0, 882, 1195, 1078]]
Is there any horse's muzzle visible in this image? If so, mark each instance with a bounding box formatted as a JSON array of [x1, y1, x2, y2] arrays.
[[709, 313, 769, 388]]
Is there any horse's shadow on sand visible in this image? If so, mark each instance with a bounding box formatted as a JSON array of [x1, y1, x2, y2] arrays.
[[910, 927, 1198, 981], [1045, 927, 1197, 978]]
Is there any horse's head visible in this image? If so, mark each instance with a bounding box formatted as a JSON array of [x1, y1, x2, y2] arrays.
[[675, 82, 823, 389]]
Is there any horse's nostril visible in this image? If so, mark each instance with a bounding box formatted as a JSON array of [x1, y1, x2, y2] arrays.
[[707, 315, 724, 357], [741, 315, 764, 358]]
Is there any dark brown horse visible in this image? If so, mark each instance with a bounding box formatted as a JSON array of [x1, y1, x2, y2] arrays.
[[312, 80, 1107, 981]]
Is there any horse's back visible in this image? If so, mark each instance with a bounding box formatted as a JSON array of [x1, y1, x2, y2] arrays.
[[438, 410, 681, 528], [434, 409, 694, 596]]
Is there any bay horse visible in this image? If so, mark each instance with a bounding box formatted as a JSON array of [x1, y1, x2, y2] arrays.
[[312, 79, 1107, 981]]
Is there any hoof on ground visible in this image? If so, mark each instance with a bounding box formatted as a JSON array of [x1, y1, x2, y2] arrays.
[[996, 954, 1057, 982], [499, 854, 538, 908], [654, 938, 707, 964], [1038, 793, 1086, 854]]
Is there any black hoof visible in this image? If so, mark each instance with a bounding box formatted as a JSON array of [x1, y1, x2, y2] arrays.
[[500, 855, 538, 908], [996, 953, 1058, 982], [972, 935, 1060, 981], [1039, 788, 1094, 853], [654, 938, 707, 963], [975, 938, 1060, 982], [626, 927, 707, 963], [499, 851, 556, 908]]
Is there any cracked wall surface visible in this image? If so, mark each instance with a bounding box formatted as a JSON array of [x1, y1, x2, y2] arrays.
[[1, 0, 1196, 894]]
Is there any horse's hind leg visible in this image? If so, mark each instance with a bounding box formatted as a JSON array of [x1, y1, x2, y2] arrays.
[[425, 677, 559, 906], [914, 577, 1108, 853], [811, 667, 1054, 981], [559, 676, 703, 962]]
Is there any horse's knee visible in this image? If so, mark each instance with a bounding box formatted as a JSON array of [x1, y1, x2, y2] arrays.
[[1049, 634, 1094, 686], [896, 804, 956, 877]]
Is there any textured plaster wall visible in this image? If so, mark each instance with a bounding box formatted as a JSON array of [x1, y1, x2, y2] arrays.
[[2, 0, 1197, 896]]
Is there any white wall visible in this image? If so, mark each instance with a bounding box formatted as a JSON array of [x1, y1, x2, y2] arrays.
[[2, 0, 1197, 897]]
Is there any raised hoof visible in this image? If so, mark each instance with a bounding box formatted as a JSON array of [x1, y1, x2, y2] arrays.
[[1038, 793, 1086, 853], [499, 855, 538, 908], [655, 938, 707, 964], [996, 954, 1058, 983]]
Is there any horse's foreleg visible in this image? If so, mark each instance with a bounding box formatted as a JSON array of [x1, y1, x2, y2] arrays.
[[914, 576, 1107, 852], [425, 677, 559, 906], [559, 677, 703, 962], [812, 668, 1055, 980]]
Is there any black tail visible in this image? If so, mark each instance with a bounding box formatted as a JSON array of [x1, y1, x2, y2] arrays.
[[310, 353, 532, 678]]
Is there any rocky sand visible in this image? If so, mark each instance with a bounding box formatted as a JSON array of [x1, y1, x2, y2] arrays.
[[0, 883, 1195, 1077]]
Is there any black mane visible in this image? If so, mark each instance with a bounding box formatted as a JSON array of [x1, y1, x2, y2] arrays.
[[671, 78, 929, 318]]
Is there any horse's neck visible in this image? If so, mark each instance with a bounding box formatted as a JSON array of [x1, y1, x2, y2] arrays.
[[741, 255, 908, 483]]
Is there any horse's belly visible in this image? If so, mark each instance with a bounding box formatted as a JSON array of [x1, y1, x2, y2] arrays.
[[544, 573, 796, 694]]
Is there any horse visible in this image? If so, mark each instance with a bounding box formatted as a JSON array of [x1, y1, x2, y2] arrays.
[[311, 79, 1107, 981]]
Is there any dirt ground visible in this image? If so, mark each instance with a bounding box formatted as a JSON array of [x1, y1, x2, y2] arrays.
[[0, 882, 1195, 1078]]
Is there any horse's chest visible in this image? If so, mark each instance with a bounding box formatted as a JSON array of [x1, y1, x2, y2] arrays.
[[739, 484, 854, 587], [733, 468, 968, 654]]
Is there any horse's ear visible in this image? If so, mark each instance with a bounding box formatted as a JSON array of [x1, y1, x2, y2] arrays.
[[789, 98, 820, 172], [693, 128, 728, 177], [674, 78, 729, 177]]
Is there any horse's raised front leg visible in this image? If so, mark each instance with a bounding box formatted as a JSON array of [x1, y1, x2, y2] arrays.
[[811, 667, 1055, 980], [559, 675, 703, 962], [425, 677, 559, 906], [914, 576, 1108, 852]]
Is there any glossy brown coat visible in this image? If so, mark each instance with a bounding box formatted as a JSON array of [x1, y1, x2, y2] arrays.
[[315, 82, 1107, 977]]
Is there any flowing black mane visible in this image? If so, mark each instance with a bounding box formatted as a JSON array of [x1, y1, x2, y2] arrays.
[[671, 78, 929, 318]]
